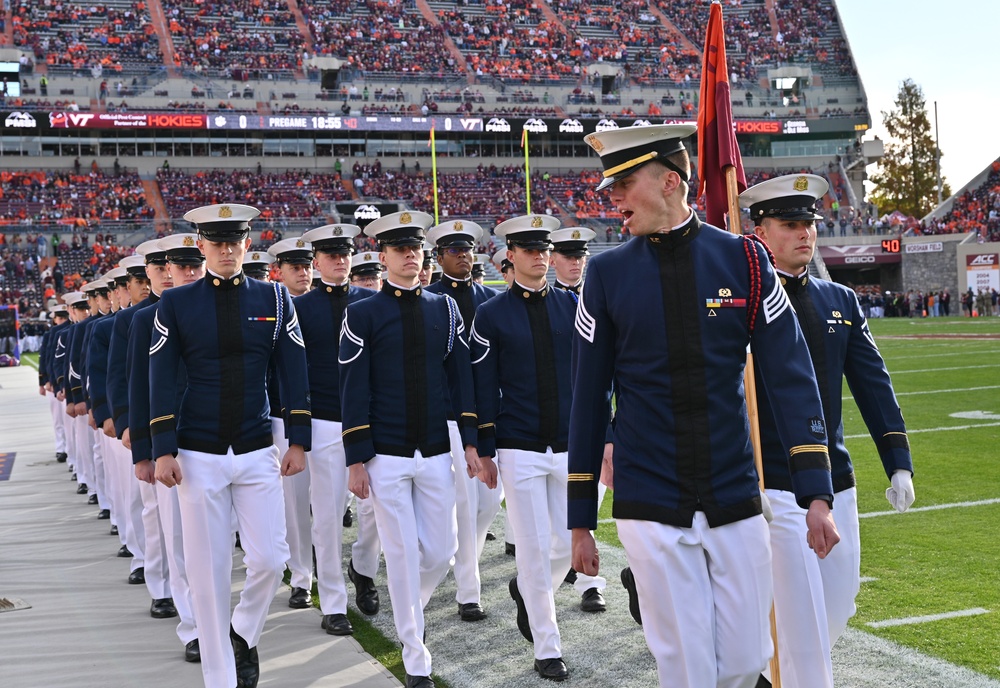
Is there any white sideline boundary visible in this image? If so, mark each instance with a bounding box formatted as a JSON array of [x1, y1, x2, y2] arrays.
[[845, 421, 1000, 438], [867, 608, 990, 629], [859, 498, 1000, 519], [844, 384, 1000, 400]]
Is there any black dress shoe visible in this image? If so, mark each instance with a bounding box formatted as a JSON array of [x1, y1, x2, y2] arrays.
[[756, 675, 772, 688], [288, 586, 312, 609], [348, 558, 379, 615], [128, 567, 145, 584], [150, 598, 178, 618], [109, 524, 118, 536], [231, 626, 260, 688], [508, 577, 532, 642], [118, 545, 133, 558], [185, 639, 201, 663], [404, 674, 435, 688], [534, 657, 569, 681], [76, 484, 88, 495], [458, 602, 487, 622], [70, 471, 76, 479], [56, 452, 68, 463], [97, 508, 110, 519], [321, 613, 353, 636], [234, 531, 242, 551], [87, 494, 98, 505], [485, 530, 496, 541], [342, 506, 353, 528], [580, 587, 606, 613], [505, 541, 516, 556], [564, 567, 578, 585], [621, 567, 642, 625]]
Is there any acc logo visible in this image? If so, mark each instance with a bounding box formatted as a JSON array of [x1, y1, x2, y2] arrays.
[[523, 118, 548, 133], [559, 118, 584, 133], [354, 205, 380, 221], [595, 118, 620, 132], [969, 254, 997, 266], [718, 288, 732, 297], [485, 117, 511, 133]]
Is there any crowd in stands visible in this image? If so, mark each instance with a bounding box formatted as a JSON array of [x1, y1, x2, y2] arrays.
[[772, 0, 852, 74], [11, 1, 162, 73], [920, 159, 1000, 242], [0, 170, 152, 229], [162, 0, 306, 76], [156, 169, 353, 222], [305, 0, 459, 77]]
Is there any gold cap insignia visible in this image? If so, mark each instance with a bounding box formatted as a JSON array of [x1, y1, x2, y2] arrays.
[[585, 133, 604, 153], [218, 205, 233, 218], [793, 176, 809, 192], [400, 212, 412, 224], [251, 252, 260, 260], [182, 236, 195, 247], [531, 216, 543, 228], [332, 226, 343, 236], [832, 310, 842, 318], [571, 230, 581, 240], [295, 239, 305, 248], [363, 253, 371, 261], [719, 288, 732, 297], [454, 221, 463, 231]]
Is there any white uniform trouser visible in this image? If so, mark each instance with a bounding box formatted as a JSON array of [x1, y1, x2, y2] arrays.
[[74, 415, 94, 491], [351, 481, 382, 580], [367, 451, 456, 677], [574, 481, 608, 593], [764, 489, 834, 688], [447, 420, 501, 604], [48, 392, 67, 455], [109, 438, 145, 570], [619, 514, 773, 688], [92, 427, 111, 510], [177, 445, 289, 688], [497, 447, 571, 661], [139, 479, 171, 599], [308, 419, 350, 615], [820, 487, 861, 646], [156, 477, 198, 645], [100, 434, 124, 540], [64, 402, 76, 471], [272, 417, 313, 591]]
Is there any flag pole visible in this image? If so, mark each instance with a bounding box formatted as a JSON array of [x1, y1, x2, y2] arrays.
[[431, 125, 440, 225], [523, 128, 532, 214]]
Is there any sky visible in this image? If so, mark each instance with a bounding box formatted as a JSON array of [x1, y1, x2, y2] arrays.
[[834, 0, 1000, 195]]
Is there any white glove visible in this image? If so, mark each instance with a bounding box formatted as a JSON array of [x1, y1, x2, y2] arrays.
[[760, 490, 774, 523], [885, 469, 915, 513]]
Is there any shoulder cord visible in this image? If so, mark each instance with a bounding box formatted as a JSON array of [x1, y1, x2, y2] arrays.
[[272, 282, 284, 348], [445, 295, 456, 357], [742, 235, 774, 336]]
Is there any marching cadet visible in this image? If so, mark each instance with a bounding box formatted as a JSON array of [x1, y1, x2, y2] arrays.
[[471, 254, 488, 285], [549, 227, 595, 295], [38, 302, 70, 463], [80, 277, 114, 519], [88, 267, 127, 540], [350, 251, 384, 290], [150, 204, 311, 688], [470, 215, 575, 682], [296, 223, 381, 634], [418, 245, 435, 287], [339, 210, 483, 688], [54, 291, 89, 485], [106, 253, 153, 567], [128, 234, 206, 662], [425, 219, 501, 623], [740, 174, 914, 688], [492, 248, 514, 289], [548, 225, 608, 613], [242, 250, 275, 281], [66, 285, 96, 500], [267, 237, 316, 610], [568, 124, 839, 688]]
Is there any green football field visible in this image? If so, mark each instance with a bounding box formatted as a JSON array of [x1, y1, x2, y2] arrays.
[[593, 315, 1000, 679]]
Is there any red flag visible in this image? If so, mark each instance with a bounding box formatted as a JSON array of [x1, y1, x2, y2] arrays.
[[697, 1, 746, 228]]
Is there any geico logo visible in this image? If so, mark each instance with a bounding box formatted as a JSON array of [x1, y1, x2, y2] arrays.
[[845, 256, 875, 264], [149, 114, 203, 127]]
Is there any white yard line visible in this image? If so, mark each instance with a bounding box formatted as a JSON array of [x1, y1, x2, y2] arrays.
[[20, 357, 38, 370], [880, 348, 1000, 361], [845, 421, 1000, 439], [889, 363, 1000, 374], [844, 384, 1000, 401], [859, 576, 878, 583], [867, 608, 989, 629], [859, 498, 1000, 519]]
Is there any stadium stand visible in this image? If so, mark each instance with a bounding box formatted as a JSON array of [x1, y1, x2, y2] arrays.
[[922, 159, 1000, 241]]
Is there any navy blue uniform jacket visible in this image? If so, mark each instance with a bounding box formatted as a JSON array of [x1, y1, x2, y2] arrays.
[[108, 295, 158, 438], [87, 315, 116, 427], [568, 217, 834, 530]]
